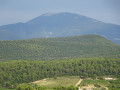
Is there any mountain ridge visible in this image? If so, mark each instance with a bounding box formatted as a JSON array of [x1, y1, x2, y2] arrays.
[[0, 12, 120, 44]]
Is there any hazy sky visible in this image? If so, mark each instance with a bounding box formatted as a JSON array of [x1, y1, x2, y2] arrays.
[[0, 0, 120, 26]]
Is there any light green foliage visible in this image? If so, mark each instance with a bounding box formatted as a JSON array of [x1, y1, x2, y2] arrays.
[[80, 79, 110, 86], [80, 79, 120, 90]]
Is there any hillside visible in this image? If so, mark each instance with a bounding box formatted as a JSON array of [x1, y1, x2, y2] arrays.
[[0, 29, 21, 40], [0, 12, 120, 44], [0, 34, 120, 60]]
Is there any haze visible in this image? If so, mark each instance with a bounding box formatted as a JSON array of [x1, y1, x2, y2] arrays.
[[0, 0, 120, 26]]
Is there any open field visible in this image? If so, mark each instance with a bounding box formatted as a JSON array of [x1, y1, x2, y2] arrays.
[[31, 76, 81, 88]]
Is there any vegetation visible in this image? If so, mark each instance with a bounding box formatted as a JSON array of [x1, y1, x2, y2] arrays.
[[108, 79, 120, 90], [0, 57, 120, 89], [0, 88, 15, 90], [0, 34, 120, 90], [80, 79, 110, 87], [31, 76, 80, 88], [80, 79, 120, 90], [16, 84, 78, 90], [0, 34, 120, 60], [16, 84, 33, 90]]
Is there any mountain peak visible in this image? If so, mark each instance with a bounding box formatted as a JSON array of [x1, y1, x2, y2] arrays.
[[41, 12, 55, 16], [41, 12, 80, 16], [26, 12, 93, 24], [0, 12, 120, 44]]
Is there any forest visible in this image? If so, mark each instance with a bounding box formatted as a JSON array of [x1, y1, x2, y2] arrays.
[[0, 34, 120, 90], [0, 34, 120, 61], [0, 57, 120, 89]]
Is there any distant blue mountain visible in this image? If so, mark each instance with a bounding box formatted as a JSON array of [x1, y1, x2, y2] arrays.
[[0, 12, 120, 43]]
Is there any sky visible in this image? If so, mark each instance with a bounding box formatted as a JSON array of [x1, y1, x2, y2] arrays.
[[0, 0, 120, 26]]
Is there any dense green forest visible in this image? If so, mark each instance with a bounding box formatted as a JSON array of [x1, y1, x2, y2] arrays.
[[0, 34, 120, 60], [0, 58, 120, 88], [0, 34, 120, 89]]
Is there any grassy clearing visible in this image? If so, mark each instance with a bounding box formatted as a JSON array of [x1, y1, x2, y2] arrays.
[[31, 76, 80, 88], [80, 79, 109, 86]]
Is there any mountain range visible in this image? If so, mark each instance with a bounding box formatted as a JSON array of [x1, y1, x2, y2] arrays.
[[0, 12, 120, 44]]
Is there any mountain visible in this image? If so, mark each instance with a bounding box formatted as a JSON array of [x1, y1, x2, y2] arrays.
[[0, 34, 120, 60], [0, 12, 120, 44], [0, 29, 21, 40]]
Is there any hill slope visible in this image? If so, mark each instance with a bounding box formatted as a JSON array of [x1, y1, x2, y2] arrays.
[[0, 12, 120, 44], [0, 34, 120, 60], [0, 29, 21, 40]]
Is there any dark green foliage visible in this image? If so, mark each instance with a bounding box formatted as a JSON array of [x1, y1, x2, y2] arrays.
[[98, 76, 104, 80], [35, 86, 47, 90], [0, 35, 120, 60], [0, 88, 15, 90], [3, 82, 11, 88], [67, 85, 77, 90], [0, 58, 120, 88], [53, 86, 68, 90]]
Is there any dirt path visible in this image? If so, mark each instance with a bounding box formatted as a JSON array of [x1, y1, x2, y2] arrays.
[[75, 79, 83, 86]]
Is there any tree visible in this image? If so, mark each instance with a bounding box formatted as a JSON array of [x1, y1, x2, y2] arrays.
[[16, 84, 33, 90]]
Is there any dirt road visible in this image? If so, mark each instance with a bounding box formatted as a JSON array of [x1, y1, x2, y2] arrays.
[[75, 79, 83, 86]]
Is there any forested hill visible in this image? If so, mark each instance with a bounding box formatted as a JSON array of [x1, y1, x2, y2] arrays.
[[0, 34, 120, 60]]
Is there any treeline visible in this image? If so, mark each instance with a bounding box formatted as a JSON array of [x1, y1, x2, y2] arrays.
[[16, 84, 77, 90], [0, 57, 120, 88], [0, 35, 120, 60]]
